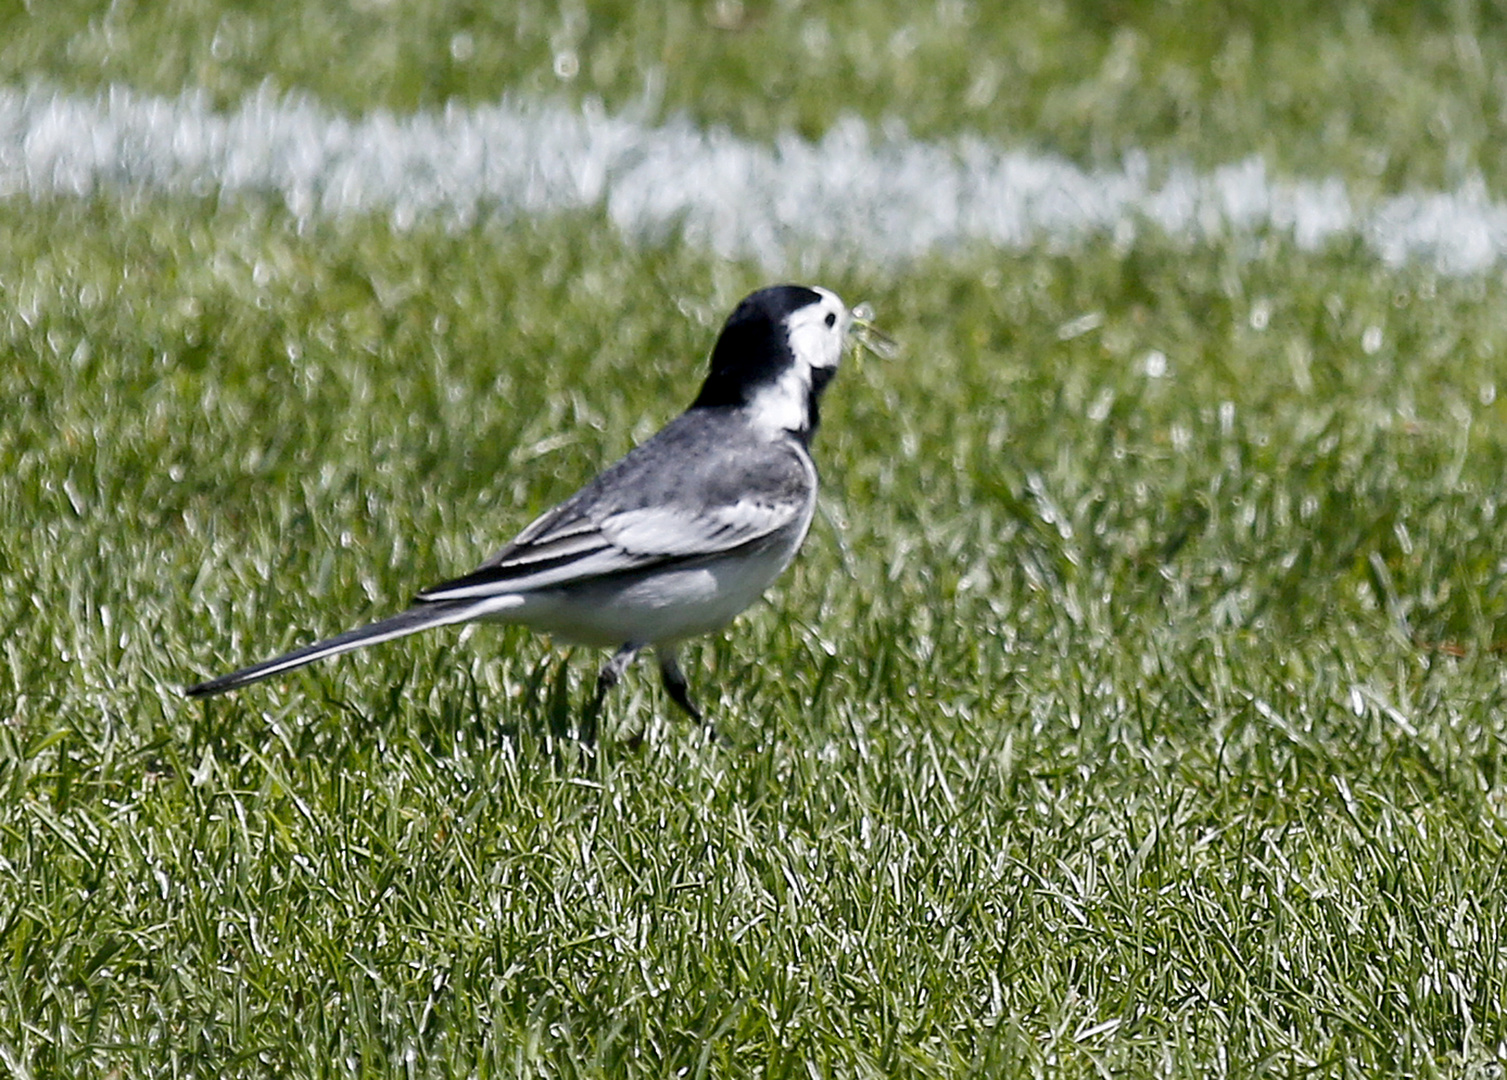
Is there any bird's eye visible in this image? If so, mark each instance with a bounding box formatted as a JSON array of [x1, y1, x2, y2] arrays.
[[824, 312, 836, 328]]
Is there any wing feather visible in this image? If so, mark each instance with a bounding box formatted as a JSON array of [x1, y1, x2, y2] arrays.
[[416, 413, 813, 603], [599, 499, 801, 556], [418, 497, 804, 601]]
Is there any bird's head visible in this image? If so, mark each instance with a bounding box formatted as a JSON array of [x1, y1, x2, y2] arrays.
[[691, 284, 851, 441]]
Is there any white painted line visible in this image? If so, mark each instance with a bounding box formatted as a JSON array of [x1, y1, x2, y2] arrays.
[[2, 85, 1504, 273]]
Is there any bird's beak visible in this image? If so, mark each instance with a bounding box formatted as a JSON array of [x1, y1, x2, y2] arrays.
[[848, 301, 898, 365]]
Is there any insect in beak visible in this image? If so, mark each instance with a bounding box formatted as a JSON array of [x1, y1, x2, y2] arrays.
[[849, 301, 899, 363]]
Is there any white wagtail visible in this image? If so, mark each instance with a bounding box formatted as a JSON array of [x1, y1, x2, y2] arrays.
[[186, 284, 882, 742]]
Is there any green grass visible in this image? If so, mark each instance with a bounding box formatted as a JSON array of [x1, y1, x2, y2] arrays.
[[6, 0, 1507, 193], [3, 193, 1507, 1076], [6, 0, 1507, 1074]]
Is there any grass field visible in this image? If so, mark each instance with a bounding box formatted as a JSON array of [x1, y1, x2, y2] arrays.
[[5, 2, 1507, 1077]]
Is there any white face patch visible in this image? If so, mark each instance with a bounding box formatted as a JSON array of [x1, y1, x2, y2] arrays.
[[784, 287, 849, 374], [745, 288, 849, 436]]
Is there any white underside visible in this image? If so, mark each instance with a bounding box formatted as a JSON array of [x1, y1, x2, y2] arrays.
[[475, 518, 811, 647]]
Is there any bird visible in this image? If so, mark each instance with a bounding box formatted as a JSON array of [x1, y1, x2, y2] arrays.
[[185, 284, 878, 745]]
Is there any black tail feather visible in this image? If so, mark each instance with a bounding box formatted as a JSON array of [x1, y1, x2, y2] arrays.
[[183, 600, 481, 698]]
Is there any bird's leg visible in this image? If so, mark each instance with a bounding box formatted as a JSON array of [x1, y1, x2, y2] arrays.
[[581, 642, 641, 748], [658, 647, 715, 743]]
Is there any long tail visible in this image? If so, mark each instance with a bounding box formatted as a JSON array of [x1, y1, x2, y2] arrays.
[[183, 598, 497, 698]]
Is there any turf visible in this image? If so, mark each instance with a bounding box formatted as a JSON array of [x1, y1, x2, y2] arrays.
[[5, 1, 1507, 1077], [4, 0, 1507, 193], [3, 193, 1506, 1075]]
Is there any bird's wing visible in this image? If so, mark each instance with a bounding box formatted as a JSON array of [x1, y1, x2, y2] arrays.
[[597, 499, 801, 556], [415, 495, 806, 601], [414, 415, 814, 607]]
